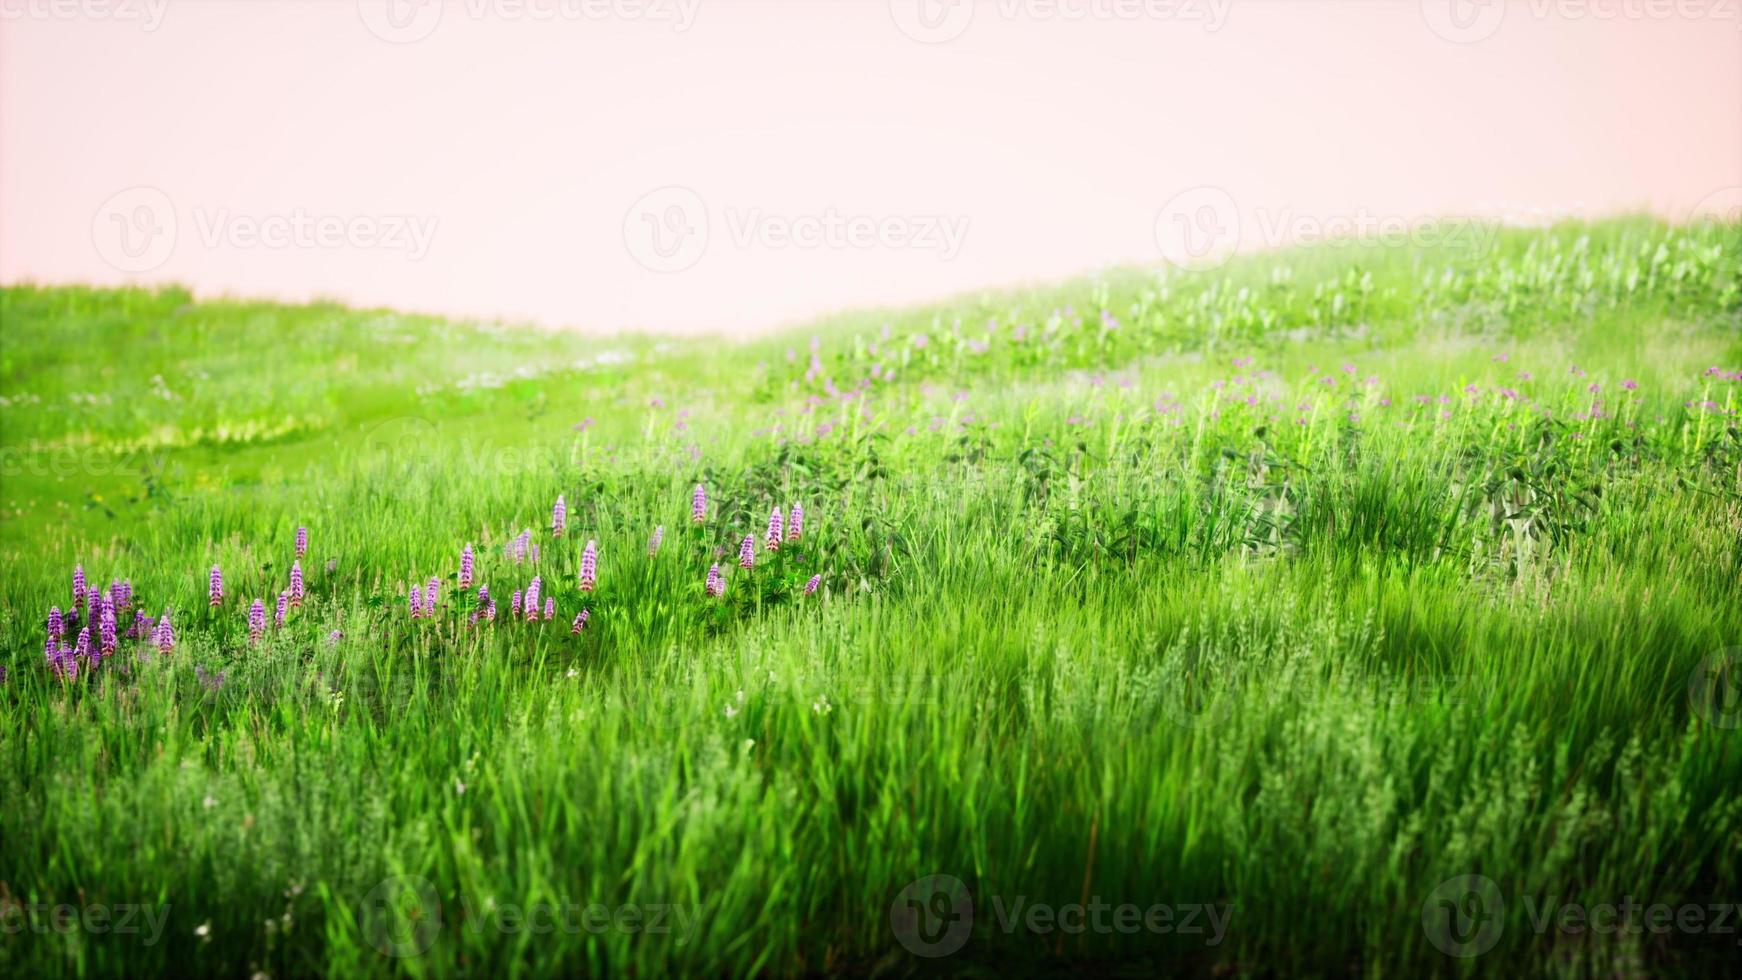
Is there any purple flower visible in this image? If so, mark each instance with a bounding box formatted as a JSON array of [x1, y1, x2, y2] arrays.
[[155, 612, 175, 654], [1621, 379, 1638, 391], [804, 574, 821, 595], [425, 577, 440, 614], [295, 526, 308, 558], [459, 544, 475, 589], [327, 630, 343, 646], [788, 502, 803, 541], [478, 584, 490, 606], [766, 507, 784, 552], [195, 665, 226, 692], [73, 564, 87, 608], [705, 564, 725, 598], [543, 597, 554, 621], [48, 605, 64, 640], [738, 535, 756, 571], [511, 589, 524, 618], [249, 599, 266, 644], [552, 494, 567, 537], [580, 540, 598, 591], [290, 561, 305, 607], [509, 530, 531, 563], [571, 609, 590, 634], [648, 525, 664, 556], [99, 604, 117, 657], [692, 484, 708, 523], [75, 626, 92, 660], [525, 577, 542, 620], [276, 591, 289, 628], [409, 585, 424, 619], [209, 565, 223, 607]]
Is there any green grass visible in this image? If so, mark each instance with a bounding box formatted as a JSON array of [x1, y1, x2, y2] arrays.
[[2, 217, 1740, 978]]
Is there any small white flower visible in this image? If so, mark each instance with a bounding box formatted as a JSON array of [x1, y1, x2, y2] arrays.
[[202, 794, 217, 809], [724, 704, 739, 719], [195, 921, 211, 939], [455, 780, 466, 795]]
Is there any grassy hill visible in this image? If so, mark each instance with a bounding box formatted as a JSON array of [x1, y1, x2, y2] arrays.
[[2, 218, 1740, 977]]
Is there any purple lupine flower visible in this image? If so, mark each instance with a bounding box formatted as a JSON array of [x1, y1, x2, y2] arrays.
[[511, 589, 523, 618], [766, 506, 784, 551], [705, 564, 725, 598], [738, 535, 756, 571], [53, 647, 77, 682], [72, 564, 87, 608], [129, 611, 153, 640], [75, 626, 92, 660], [510, 530, 531, 563], [327, 630, 343, 646], [209, 565, 224, 607], [543, 597, 554, 621], [459, 545, 475, 589], [425, 577, 440, 615], [788, 502, 803, 541], [571, 609, 590, 634], [531, 544, 540, 564], [289, 561, 305, 607], [409, 585, 423, 619], [195, 665, 226, 692], [691, 484, 708, 523], [580, 540, 598, 592], [48, 605, 64, 639], [648, 525, 664, 556], [1621, 379, 1639, 391], [804, 574, 822, 595], [524, 577, 542, 620], [295, 526, 308, 558], [552, 494, 567, 537], [275, 591, 289, 628], [99, 603, 117, 656], [155, 612, 175, 654], [477, 583, 490, 606], [249, 599, 266, 644], [484, 599, 497, 621]]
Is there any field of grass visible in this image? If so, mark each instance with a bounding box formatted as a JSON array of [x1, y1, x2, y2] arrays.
[[2, 218, 1740, 978]]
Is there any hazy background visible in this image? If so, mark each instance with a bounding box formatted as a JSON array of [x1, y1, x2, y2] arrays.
[[2, 0, 1738, 335]]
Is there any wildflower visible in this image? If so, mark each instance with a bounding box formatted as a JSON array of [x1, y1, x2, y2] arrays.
[[477, 584, 490, 607], [1621, 379, 1638, 391], [788, 502, 803, 541], [275, 591, 289, 628], [509, 530, 531, 563], [409, 585, 423, 619], [327, 630, 343, 646], [155, 611, 175, 654], [484, 599, 497, 621], [580, 540, 598, 591], [706, 564, 725, 598], [648, 525, 664, 556], [691, 484, 708, 523], [766, 507, 783, 551], [209, 566, 223, 607], [109, 580, 129, 611], [289, 561, 305, 607], [804, 574, 822, 595], [425, 577, 440, 614], [511, 589, 523, 618], [525, 578, 542, 620], [73, 564, 87, 607], [249, 599, 266, 644], [543, 597, 555, 621], [738, 535, 756, 570], [48, 605, 64, 640], [459, 544, 475, 588], [99, 604, 117, 656], [295, 526, 308, 558], [552, 494, 567, 536], [572, 609, 590, 634], [75, 626, 92, 660]]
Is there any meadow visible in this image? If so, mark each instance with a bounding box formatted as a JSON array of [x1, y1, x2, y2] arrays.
[[1, 218, 1740, 978]]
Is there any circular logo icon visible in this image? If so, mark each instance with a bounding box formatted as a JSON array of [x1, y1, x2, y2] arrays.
[[358, 0, 444, 44], [358, 874, 442, 958], [92, 187, 177, 273], [1689, 648, 1742, 729], [1422, 874, 1504, 958], [889, 0, 975, 43], [1420, 0, 1506, 44], [624, 186, 709, 273], [1689, 187, 1742, 231], [363, 416, 442, 471], [890, 873, 973, 958], [1154, 186, 1240, 271]]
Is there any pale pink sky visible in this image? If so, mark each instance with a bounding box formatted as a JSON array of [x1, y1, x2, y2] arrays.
[[2, 1, 1738, 335]]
